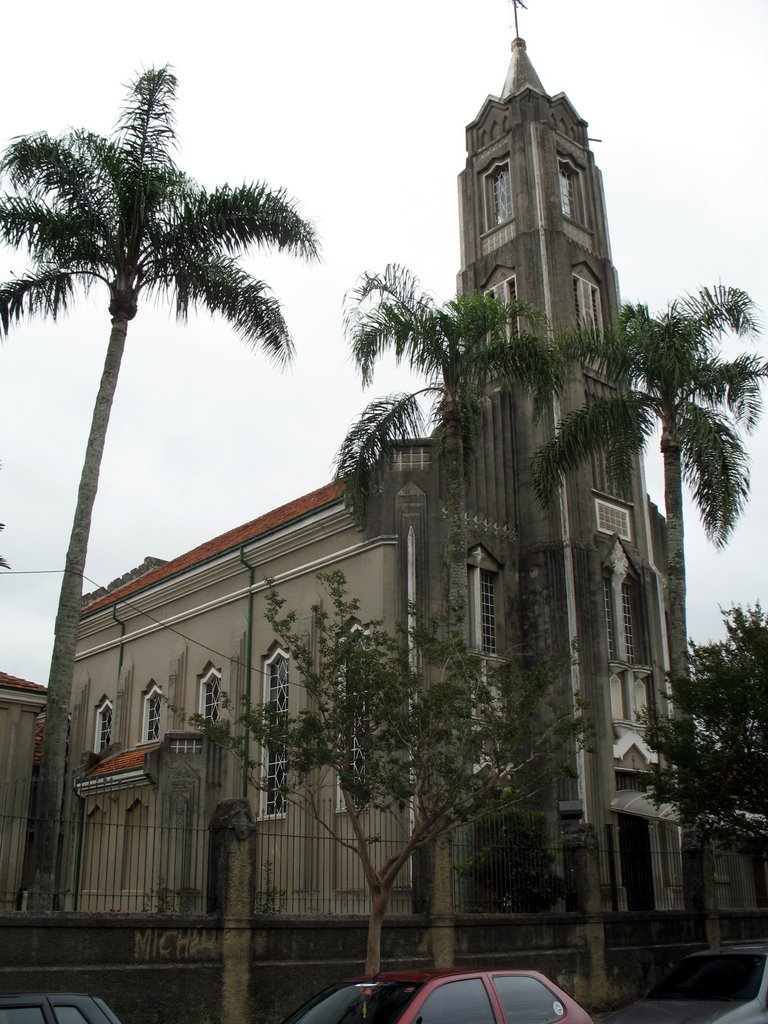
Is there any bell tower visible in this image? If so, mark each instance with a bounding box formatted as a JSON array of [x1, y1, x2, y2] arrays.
[[456, 35, 670, 839], [457, 35, 618, 338]]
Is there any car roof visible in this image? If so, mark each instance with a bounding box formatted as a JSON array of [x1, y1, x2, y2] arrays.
[[687, 947, 768, 957], [347, 969, 555, 983], [0, 995, 95, 1000]]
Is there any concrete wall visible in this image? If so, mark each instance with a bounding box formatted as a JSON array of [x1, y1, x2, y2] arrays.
[[2, 908, 768, 1024]]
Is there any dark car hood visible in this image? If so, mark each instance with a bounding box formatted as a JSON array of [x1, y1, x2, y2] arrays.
[[604, 997, 761, 1024]]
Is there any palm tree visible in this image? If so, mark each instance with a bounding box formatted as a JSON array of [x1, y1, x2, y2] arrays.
[[0, 66, 319, 907], [530, 286, 764, 680], [334, 264, 558, 627]]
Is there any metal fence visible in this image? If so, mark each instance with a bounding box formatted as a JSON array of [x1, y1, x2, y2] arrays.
[[3, 783, 766, 915]]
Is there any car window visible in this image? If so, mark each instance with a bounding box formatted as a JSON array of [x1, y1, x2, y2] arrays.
[[492, 976, 566, 1024], [418, 978, 495, 1024], [650, 955, 766, 1001], [0, 1010, 47, 1024], [282, 981, 422, 1024], [53, 1009, 90, 1024]]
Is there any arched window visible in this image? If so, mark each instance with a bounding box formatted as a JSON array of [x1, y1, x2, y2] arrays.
[[143, 682, 162, 743], [262, 650, 289, 816], [94, 697, 113, 752], [484, 161, 513, 228], [198, 664, 222, 723]]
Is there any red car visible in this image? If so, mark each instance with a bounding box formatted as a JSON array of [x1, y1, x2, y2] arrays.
[[281, 968, 594, 1024]]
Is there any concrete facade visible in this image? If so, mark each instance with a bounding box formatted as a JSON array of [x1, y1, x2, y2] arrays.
[[55, 36, 686, 913], [0, 672, 46, 909]]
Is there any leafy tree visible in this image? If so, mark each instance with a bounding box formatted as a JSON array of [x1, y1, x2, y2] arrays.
[[643, 604, 768, 846], [0, 66, 319, 907], [334, 264, 559, 627], [455, 808, 570, 913], [531, 287, 764, 679], [193, 570, 588, 974]]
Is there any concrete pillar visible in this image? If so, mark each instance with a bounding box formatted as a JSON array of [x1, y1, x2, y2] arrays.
[[430, 834, 455, 967], [682, 830, 720, 948], [209, 799, 257, 1024], [564, 824, 610, 1008]]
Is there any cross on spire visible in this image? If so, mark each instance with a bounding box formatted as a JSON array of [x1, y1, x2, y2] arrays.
[[510, 0, 527, 38]]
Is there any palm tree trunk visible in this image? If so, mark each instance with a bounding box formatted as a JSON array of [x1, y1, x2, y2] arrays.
[[661, 429, 688, 680], [30, 316, 129, 910], [443, 409, 468, 633]]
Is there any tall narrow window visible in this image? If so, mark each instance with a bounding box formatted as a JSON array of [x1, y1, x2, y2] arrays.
[[95, 697, 113, 752], [199, 665, 222, 723], [485, 275, 519, 340], [480, 570, 497, 656], [468, 547, 502, 656], [263, 651, 289, 816], [573, 274, 602, 330], [603, 577, 616, 661], [621, 582, 636, 665], [559, 160, 577, 218], [143, 683, 162, 743], [485, 163, 512, 227]]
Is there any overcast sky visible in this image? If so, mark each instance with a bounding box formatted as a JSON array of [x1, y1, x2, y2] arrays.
[[1, 0, 766, 686]]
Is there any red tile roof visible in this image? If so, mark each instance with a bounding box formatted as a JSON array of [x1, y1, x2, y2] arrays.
[[86, 746, 159, 778], [83, 480, 345, 616], [0, 671, 47, 693]]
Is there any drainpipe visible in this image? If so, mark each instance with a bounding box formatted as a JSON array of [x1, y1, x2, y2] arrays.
[[112, 603, 126, 680], [238, 547, 256, 798]]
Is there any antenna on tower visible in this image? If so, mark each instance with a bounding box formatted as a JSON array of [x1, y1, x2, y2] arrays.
[[510, 0, 528, 39]]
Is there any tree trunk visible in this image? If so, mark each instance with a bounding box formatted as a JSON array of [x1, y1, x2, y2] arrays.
[[29, 316, 129, 910], [661, 429, 688, 681], [365, 884, 392, 975], [443, 409, 468, 634]]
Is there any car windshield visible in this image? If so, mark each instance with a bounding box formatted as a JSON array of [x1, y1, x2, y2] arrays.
[[282, 981, 423, 1024], [649, 954, 765, 1001]]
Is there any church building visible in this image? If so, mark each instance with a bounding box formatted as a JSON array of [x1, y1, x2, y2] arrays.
[[62, 35, 682, 915]]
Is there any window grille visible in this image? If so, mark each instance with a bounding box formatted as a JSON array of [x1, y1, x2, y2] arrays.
[[200, 667, 221, 723], [492, 165, 513, 224], [596, 499, 631, 541], [559, 162, 576, 218], [480, 570, 497, 656], [621, 583, 636, 665], [95, 701, 113, 752], [265, 654, 289, 815], [145, 689, 161, 742], [603, 577, 616, 660]]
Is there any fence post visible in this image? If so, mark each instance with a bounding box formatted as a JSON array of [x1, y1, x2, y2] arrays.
[[564, 824, 610, 1007], [430, 834, 455, 967], [209, 799, 257, 1024], [681, 830, 720, 948]]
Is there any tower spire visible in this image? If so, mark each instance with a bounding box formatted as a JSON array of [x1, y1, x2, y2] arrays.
[[501, 36, 546, 99]]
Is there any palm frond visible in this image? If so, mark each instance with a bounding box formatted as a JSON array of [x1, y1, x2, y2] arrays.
[[476, 330, 563, 416], [678, 404, 751, 547], [0, 132, 118, 256], [343, 265, 439, 386], [183, 182, 320, 261], [530, 393, 652, 508], [165, 254, 293, 362], [116, 66, 179, 173], [691, 352, 768, 433], [333, 392, 430, 523], [681, 285, 762, 345], [0, 270, 77, 334]]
